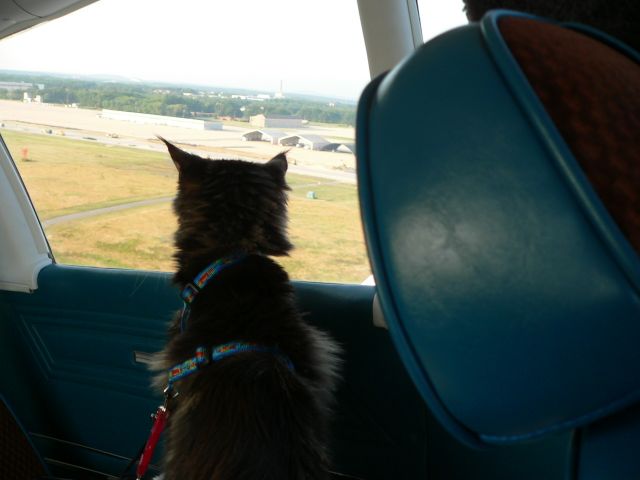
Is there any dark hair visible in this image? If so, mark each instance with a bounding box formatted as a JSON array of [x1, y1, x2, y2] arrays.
[[462, 0, 640, 51]]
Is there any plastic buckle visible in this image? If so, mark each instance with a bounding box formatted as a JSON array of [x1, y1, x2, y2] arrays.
[[195, 346, 210, 367], [181, 282, 199, 303]]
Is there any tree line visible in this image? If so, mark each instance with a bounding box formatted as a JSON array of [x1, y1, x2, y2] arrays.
[[0, 73, 356, 125]]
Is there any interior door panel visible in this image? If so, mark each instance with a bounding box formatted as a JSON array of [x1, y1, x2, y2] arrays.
[[0, 263, 430, 479]]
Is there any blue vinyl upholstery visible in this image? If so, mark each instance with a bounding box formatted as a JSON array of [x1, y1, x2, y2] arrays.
[[577, 403, 640, 479], [0, 264, 428, 479], [356, 11, 640, 447]]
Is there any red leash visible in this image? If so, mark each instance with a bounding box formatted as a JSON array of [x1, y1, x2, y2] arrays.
[[136, 405, 168, 480]]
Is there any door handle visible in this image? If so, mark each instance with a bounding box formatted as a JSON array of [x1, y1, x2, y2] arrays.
[[134, 351, 155, 365]]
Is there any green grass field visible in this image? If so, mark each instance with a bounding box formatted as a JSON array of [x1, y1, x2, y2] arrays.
[[2, 129, 371, 283]]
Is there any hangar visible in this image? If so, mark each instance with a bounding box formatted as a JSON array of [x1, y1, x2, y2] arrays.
[[241, 129, 287, 145], [321, 142, 355, 153], [279, 134, 330, 151], [249, 114, 303, 128]]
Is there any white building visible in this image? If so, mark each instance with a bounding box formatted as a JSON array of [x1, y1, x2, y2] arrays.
[[22, 92, 42, 103], [0, 81, 42, 91], [100, 110, 222, 130]]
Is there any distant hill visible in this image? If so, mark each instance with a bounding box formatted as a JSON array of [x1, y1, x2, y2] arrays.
[[0, 70, 356, 105], [0, 70, 356, 125]]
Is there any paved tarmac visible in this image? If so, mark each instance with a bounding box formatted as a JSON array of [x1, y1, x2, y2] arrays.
[[0, 99, 357, 182]]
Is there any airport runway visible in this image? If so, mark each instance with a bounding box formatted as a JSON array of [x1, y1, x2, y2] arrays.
[[0, 100, 357, 183]]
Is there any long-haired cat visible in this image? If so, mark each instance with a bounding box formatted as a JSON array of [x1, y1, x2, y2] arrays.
[[152, 139, 341, 480]]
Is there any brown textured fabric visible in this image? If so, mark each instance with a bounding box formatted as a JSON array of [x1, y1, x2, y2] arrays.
[[0, 399, 47, 479], [499, 17, 640, 254]]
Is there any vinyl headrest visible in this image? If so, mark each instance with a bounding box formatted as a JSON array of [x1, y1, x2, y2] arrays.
[[356, 10, 640, 446]]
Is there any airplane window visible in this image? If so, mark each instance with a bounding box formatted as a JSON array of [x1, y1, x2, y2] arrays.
[[417, 0, 468, 41], [0, 0, 372, 283]]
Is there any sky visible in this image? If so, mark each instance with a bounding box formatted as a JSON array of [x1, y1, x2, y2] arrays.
[[0, 0, 467, 100]]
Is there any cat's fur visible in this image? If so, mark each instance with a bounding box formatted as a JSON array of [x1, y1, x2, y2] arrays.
[[152, 139, 341, 480]]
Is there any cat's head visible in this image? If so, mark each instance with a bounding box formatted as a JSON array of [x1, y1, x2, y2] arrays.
[[160, 138, 292, 265]]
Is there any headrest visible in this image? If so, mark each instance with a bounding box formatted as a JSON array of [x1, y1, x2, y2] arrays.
[[356, 10, 640, 446]]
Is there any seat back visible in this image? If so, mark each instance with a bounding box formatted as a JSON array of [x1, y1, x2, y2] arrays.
[[356, 10, 640, 448]]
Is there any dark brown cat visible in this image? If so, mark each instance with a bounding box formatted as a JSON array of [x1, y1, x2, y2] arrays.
[[152, 139, 341, 480]]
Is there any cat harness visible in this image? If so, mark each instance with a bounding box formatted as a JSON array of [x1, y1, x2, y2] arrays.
[[130, 253, 296, 479], [133, 342, 294, 479]]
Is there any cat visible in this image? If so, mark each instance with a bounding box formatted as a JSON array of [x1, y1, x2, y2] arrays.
[[151, 138, 341, 480]]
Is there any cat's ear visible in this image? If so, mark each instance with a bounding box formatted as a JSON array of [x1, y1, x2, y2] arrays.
[[266, 151, 288, 177], [158, 136, 193, 172]]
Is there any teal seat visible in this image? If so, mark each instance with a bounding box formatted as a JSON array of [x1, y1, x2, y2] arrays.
[[356, 8, 640, 468]]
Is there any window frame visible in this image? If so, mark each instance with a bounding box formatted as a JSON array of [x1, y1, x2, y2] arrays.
[[0, 135, 52, 292]]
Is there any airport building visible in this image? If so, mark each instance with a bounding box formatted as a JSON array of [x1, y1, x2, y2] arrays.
[[249, 114, 303, 129], [279, 134, 331, 151], [241, 129, 287, 145], [0, 81, 44, 91], [23, 92, 42, 103], [323, 142, 355, 154], [100, 110, 222, 130]]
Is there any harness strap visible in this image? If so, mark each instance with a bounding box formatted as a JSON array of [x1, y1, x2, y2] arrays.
[[179, 252, 247, 332], [131, 254, 290, 478], [167, 341, 295, 390]]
